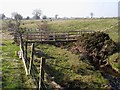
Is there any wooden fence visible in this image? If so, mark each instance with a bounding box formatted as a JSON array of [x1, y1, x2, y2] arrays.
[[18, 29, 95, 43], [19, 39, 46, 89]]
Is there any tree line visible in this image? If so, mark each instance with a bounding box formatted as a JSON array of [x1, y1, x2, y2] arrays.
[[0, 9, 59, 20], [1, 8, 97, 20]]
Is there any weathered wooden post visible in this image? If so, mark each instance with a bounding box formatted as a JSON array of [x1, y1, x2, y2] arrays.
[[25, 41, 28, 60], [26, 31, 28, 41], [41, 32, 42, 41], [19, 32, 28, 75], [53, 32, 56, 41], [39, 57, 46, 90], [66, 32, 69, 41], [29, 43, 35, 75]]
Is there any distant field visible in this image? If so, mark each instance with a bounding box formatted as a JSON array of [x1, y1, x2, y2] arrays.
[[19, 19, 118, 31]]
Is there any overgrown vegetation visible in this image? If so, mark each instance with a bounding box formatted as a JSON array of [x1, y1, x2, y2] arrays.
[[75, 32, 117, 66], [35, 44, 109, 89]]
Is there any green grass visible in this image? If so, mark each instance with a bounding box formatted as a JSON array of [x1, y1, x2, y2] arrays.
[[48, 19, 117, 32], [20, 18, 117, 32], [35, 44, 109, 88], [2, 40, 19, 57], [108, 53, 120, 72], [1, 40, 34, 89]]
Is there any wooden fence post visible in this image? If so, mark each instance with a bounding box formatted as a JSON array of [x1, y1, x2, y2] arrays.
[[66, 32, 69, 41], [41, 32, 42, 41], [39, 57, 46, 90], [25, 42, 28, 59], [20, 33, 28, 75], [29, 43, 35, 75], [53, 32, 56, 41]]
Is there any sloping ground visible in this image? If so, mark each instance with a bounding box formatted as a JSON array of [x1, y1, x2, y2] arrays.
[[19, 18, 117, 32], [1, 32, 34, 89], [48, 18, 118, 32], [35, 44, 109, 89]]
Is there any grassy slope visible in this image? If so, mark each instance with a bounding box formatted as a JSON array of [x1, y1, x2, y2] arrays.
[[20, 18, 117, 30], [48, 19, 117, 32], [35, 44, 108, 88]]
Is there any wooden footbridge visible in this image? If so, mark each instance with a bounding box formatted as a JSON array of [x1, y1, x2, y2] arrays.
[[19, 29, 95, 43], [16, 29, 95, 89]]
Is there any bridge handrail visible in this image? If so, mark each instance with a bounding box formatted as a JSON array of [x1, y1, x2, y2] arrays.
[[18, 29, 95, 42]]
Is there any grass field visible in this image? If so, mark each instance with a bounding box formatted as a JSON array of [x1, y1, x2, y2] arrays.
[[1, 18, 119, 89], [19, 18, 117, 31], [1, 32, 35, 89]]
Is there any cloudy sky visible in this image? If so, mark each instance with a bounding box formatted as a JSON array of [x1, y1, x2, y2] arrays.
[[0, 0, 119, 18]]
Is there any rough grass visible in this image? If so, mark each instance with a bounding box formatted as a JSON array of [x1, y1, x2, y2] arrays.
[[35, 44, 109, 89], [108, 53, 120, 72], [20, 18, 117, 31], [1, 40, 34, 89], [48, 19, 117, 32]]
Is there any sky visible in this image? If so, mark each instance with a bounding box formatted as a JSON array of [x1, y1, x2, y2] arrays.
[[0, 0, 119, 18]]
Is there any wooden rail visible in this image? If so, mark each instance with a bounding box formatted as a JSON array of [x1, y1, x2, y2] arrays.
[[21, 30, 95, 43], [19, 33, 28, 75]]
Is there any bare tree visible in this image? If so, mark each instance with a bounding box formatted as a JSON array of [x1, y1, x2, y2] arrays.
[[90, 12, 94, 18], [32, 9, 42, 19]]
